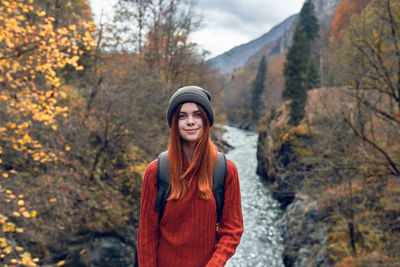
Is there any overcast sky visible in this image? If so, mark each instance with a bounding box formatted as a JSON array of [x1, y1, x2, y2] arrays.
[[89, 0, 305, 58]]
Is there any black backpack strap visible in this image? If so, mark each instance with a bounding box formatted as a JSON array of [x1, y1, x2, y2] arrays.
[[154, 151, 170, 221], [213, 152, 227, 223], [155, 151, 227, 223]]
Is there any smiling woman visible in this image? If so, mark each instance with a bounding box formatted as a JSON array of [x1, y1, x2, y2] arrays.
[[137, 85, 244, 267], [178, 103, 204, 144]]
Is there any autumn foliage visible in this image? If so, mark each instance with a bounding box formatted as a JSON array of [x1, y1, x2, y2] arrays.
[[330, 0, 372, 42], [0, 0, 224, 265], [0, 0, 95, 265], [0, 0, 95, 163], [258, 0, 400, 265], [3, 0, 398, 265], [325, 1, 400, 263]]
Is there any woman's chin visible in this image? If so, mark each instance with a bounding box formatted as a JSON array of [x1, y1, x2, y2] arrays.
[[181, 135, 199, 144]]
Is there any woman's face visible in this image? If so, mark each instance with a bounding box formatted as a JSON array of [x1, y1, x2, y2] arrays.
[[178, 102, 204, 144]]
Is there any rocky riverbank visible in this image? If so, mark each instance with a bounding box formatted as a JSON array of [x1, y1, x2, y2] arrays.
[[257, 86, 400, 266], [256, 92, 331, 266]]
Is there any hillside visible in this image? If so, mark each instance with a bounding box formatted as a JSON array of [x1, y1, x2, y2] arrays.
[[257, 86, 400, 266], [218, 0, 343, 128], [256, 0, 400, 265], [0, 1, 224, 266], [206, 14, 297, 75], [207, 0, 341, 75]]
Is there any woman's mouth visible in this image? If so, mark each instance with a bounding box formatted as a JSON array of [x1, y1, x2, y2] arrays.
[[185, 128, 198, 134]]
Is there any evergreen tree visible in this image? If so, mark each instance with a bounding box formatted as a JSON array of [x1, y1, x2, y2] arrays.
[[282, 0, 319, 125], [283, 26, 309, 125], [299, 0, 319, 41], [306, 55, 320, 89], [251, 56, 267, 125]]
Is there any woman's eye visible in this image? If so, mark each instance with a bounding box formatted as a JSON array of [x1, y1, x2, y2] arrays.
[[179, 114, 187, 119]]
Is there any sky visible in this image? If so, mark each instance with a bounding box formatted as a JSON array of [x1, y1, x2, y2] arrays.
[[89, 0, 305, 59]]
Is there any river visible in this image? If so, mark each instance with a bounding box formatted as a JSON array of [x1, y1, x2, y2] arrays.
[[223, 126, 284, 267]]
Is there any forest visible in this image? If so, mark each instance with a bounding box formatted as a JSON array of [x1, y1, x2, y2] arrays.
[[0, 0, 224, 265], [256, 0, 400, 266], [0, 0, 399, 266]]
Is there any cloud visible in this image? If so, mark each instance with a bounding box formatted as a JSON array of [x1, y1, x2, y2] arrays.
[[89, 0, 304, 58], [196, 0, 302, 27], [191, 26, 249, 57], [192, 0, 304, 57]]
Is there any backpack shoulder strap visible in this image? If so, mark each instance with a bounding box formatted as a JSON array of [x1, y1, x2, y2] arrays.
[[155, 151, 227, 223], [154, 151, 169, 221], [213, 152, 227, 223]]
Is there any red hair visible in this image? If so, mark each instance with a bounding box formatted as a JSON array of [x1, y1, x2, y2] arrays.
[[167, 104, 218, 200]]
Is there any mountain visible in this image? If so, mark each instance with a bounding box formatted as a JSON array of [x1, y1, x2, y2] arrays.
[[206, 14, 297, 75], [207, 0, 342, 74]]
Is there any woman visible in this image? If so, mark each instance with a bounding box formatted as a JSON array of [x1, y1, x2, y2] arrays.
[[138, 86, 243, 267]]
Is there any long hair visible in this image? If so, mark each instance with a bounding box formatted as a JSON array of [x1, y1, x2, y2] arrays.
[[167, 104, 218, 200]]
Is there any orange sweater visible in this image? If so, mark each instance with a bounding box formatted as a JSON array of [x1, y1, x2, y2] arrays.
[[138, 158, 243, 267]]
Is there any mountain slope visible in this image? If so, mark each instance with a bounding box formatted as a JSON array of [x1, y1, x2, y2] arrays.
[[207, 0, 342, 75], [206, 14, 297, 75]]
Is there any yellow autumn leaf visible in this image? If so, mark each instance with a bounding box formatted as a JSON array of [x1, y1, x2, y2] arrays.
[[5, 38, 15, 48], [59, 91, 67, 99], [57, 260, 66, 266], [21, 252, 37, 266], [22, 211, 31, 218], [17, 200, 25, 206], [36, 10, 46, 17], [2, 222, 16, 232], [0, 238, 7, 246], [3, 246, 12, 254]]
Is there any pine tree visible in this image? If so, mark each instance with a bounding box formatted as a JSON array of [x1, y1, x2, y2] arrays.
[[299, 0, 319, 41], [306, 56, 320, 89], [282, 0, 319, 125], [283, 26, 309, 125], [251, 56, 267, 126]]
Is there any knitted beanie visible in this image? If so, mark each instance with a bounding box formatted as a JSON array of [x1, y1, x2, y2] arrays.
[[167, 86, 214, 127]]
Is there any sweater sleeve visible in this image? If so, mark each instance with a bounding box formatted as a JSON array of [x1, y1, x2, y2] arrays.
[[137, 160, 160, 267], [206, 159, 244, 266]]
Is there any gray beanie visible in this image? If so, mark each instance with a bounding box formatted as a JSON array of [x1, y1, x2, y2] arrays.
[[167, 86, 214, 127]]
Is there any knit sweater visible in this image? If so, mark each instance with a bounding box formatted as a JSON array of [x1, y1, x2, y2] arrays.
[[138, 157, 243, 267]]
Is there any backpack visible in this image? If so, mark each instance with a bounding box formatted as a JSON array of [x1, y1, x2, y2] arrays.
[[154, 151, 227, 223]]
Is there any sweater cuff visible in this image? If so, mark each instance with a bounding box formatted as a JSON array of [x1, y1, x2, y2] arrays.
[[205, 254, 226, 267]]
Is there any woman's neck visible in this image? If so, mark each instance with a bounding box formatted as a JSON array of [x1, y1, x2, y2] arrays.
[[181, 141, 196, 162]]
